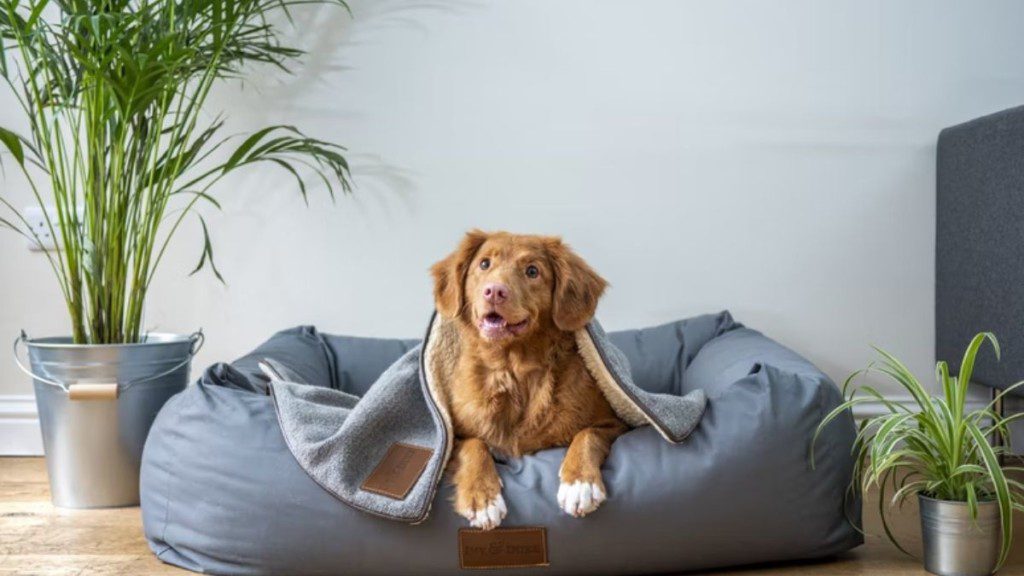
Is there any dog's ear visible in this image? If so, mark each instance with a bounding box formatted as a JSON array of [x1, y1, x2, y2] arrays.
[[547, 239, 608, 331], [431, 230, 489, 318]]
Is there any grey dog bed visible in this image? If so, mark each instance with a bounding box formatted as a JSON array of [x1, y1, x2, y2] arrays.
[[140, 311, 861, 575]]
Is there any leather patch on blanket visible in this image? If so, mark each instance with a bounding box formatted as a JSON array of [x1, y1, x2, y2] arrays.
[[360, 442, 433, 500], [458, 527, 549, 569]]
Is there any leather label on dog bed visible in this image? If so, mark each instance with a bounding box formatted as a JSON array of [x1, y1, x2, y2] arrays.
[[458, 527, 549, 569], [360, 442, 433, 500]]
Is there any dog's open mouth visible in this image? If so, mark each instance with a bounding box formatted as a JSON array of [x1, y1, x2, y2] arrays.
[[479, 311, 529, 339]]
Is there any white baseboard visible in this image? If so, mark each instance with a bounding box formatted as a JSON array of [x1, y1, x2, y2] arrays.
[[0, 393, 996, 456], [853, 396, 990, 421], [0, 395, 42, 455]]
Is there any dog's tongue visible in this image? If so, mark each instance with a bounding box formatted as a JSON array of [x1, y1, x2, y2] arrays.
[[480, 312, 513, 339], [480, 312, 529, 340], [482, 312, 506, 328]]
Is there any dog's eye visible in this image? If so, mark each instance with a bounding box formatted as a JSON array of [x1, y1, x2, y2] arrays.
[[480, 258, 490, 270], [525, 265, 539, 278]]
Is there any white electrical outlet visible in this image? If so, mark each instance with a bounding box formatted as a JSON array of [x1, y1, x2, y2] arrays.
[[24, 206, 61, 252]]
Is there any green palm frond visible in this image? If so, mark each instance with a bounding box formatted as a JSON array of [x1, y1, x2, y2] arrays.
[[0, 0, 351, 343]]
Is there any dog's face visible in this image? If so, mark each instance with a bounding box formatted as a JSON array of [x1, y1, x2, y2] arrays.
[[462, 234, 555, 341], [431, 231, 607, 342]]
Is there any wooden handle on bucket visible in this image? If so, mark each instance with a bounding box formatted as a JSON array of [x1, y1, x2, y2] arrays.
[[68, 383, 118, 401]]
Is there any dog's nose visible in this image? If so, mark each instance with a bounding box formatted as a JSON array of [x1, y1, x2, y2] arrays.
[[482, 283, 509, 304]]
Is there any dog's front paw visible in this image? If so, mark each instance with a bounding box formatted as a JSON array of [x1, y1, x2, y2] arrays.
[[458, 492, 507, 530], [557, 478, 606, 518], [456, 484, 507, 530]]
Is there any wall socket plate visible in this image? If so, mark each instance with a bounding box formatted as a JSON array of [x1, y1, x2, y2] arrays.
[[24, 205, 62, 252]]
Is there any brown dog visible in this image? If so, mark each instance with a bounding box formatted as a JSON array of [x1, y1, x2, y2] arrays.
[[431, 230, 628, 530]]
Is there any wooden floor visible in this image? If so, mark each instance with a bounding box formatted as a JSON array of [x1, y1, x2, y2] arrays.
[[3, 457, 1024, 575]]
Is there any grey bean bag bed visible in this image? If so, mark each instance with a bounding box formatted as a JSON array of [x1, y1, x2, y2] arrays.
[[140, 311, 861, 575]]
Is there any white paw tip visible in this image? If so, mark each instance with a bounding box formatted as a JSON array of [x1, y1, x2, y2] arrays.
[[461, 494, 507, 530], [557, 480, 606, 517]]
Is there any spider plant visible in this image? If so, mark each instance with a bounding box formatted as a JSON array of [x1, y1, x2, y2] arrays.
[[814, 332, 1024, 571], [0, 0, 351, 344]]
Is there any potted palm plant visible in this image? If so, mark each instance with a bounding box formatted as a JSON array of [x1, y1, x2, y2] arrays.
[[816, 333, 1024, 576], [0, 0, 351, 508]]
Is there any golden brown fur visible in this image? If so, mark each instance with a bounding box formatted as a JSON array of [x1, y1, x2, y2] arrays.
[[431, 230, 628, 529]]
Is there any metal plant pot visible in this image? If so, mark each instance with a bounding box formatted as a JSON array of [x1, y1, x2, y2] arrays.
[[919, 493, 1001, 576], [14, 331, 202, 508]]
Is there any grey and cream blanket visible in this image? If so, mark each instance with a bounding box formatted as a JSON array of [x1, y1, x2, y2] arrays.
[[267, 313, 706, 523]]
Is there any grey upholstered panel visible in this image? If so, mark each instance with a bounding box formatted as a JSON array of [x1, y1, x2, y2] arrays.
[[937, 105, 1024, 393], [141, 313, 861, 575]]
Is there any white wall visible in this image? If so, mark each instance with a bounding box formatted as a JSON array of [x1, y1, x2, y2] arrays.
[[3, 1, 1024, 440]]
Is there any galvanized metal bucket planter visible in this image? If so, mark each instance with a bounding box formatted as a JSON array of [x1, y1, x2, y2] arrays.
[[14, 331, 202, 508], [919, 494, 1000, 576]]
